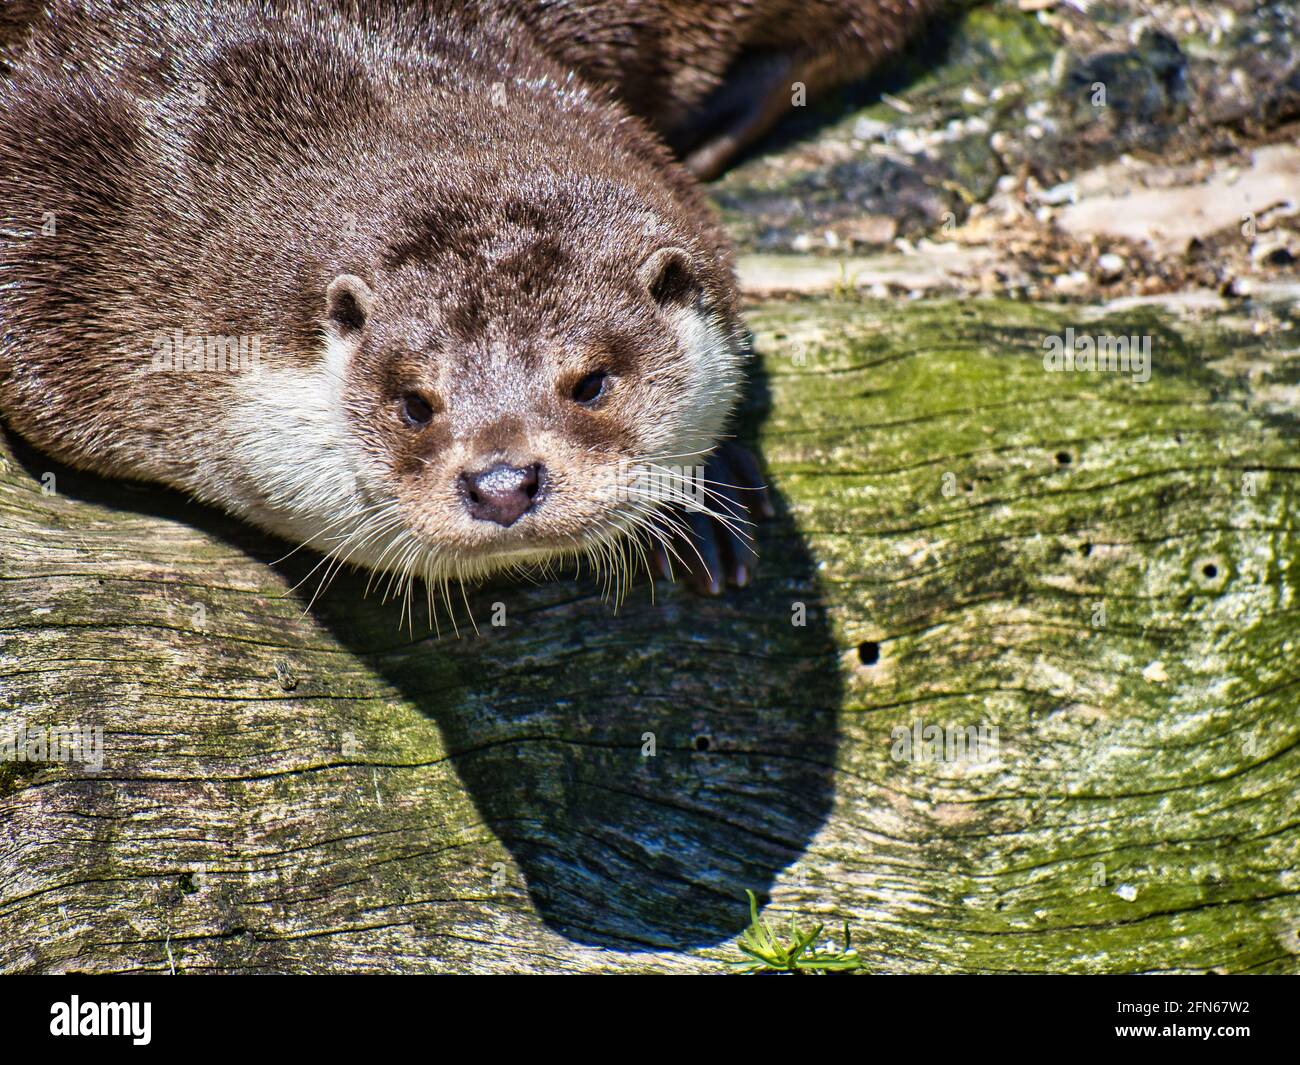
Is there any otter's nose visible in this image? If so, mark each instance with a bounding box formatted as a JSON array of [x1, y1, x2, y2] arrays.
[[459, 462, 543, 527]]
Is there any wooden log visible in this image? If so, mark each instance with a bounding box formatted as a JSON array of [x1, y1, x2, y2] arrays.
[[2, 295, 1296, 973]]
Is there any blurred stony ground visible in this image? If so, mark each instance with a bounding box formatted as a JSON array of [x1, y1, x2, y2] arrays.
[[717, 0, 1300, 308]]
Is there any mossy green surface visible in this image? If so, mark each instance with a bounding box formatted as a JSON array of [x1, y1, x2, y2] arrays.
[[3, 296, 1295, 972], [743, 297, 1299, 973]]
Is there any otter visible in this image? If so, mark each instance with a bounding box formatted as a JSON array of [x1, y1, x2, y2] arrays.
[[0, 1, 928, 605], [484, 0, 939, 178]]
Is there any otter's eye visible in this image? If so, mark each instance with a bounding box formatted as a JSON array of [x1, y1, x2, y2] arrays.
[[571, 370, 607, 405], [400, 393, 434, 427]]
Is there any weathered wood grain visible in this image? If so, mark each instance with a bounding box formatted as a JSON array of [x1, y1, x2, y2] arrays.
[[2, 296, 1296, 973]]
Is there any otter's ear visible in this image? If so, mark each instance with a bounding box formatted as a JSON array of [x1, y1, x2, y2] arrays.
[[325, 273, 375, 339], [639, 247, 702, 309]]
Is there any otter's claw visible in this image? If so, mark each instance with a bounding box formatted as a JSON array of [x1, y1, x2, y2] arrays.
[[649, 441, 774, 596]]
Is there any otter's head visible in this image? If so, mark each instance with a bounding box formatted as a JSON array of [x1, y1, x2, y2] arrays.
[[266, 189, 746, 594]]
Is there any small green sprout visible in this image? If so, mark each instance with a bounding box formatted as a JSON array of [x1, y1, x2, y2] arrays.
[[830, 258, 861, 301], [730, 890, 863, 974]]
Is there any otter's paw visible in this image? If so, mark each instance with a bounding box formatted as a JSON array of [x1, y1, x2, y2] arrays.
[[648, 441, 774, 596]]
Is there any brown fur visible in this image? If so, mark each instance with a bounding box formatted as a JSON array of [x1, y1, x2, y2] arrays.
[[489, 0, 939, 174], [0, 1, 928, 592]]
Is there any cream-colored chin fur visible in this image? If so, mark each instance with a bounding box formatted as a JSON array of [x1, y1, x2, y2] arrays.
[[646, 300, 745, 463], [214, 332, 377, 555]]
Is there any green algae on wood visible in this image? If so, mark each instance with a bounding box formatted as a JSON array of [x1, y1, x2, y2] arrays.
[[1, 296, 1297, 973]]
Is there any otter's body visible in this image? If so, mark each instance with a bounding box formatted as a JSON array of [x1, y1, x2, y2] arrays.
[[0, 1, 927, 595], [490, 0, 938, 175]]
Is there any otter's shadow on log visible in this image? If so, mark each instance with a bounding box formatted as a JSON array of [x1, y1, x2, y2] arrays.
[[305, 356, 841, 951], [2, 354, 841, 953]]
